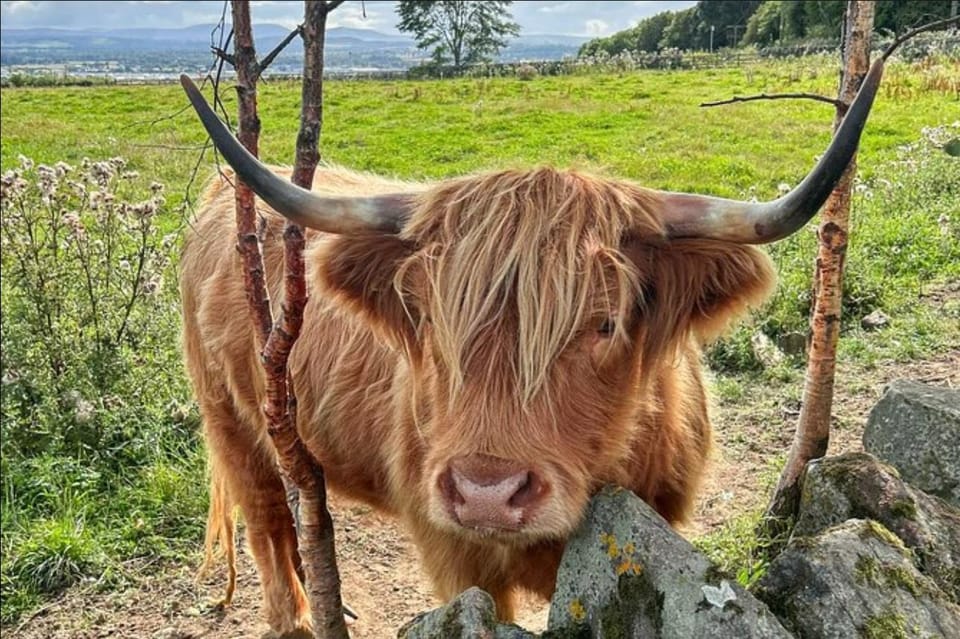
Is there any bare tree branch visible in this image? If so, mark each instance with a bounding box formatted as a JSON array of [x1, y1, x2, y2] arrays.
[[881, 15, 960, 61], [702, 16, 958, 114], [257, 25, 303, 77], [701, 92, 842, 108], [211, 46, 236, 66], [327, 0, 346, 11]]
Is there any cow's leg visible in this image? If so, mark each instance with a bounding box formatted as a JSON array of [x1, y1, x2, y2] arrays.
[[414, 530, 518, 620], [202, 395, 311, 637], [512, 540, 565, 602]]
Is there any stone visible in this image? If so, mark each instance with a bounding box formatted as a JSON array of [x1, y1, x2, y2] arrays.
[[547, 486, 792, 639], [755, 519, 960, 639], [751, 331, 785, 368], [397, 587, 536, 639], [860, 309, 890, 330], [776, 331, 807, 357], [864, 379, 960, 507], [794, 452, 960, 603]]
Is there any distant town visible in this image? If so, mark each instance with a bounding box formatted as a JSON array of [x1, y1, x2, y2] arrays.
[[0, 24, 588, 81]]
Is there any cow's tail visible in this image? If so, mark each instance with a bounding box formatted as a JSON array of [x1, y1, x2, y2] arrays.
[[197, 458, 238, 607]]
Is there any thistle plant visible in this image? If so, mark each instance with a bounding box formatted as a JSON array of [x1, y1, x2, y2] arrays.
[[1, 156, 183, 457]]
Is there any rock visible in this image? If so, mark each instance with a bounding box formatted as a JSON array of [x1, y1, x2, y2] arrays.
[[751, 331, 785, 368], [397, 587, 536, 639], [861, 309, 890, 330], [864, 379, 960, 507], [755, 519, 960, 639], [547, 485, 792, 638], [794, 452, 960, 602], [776, 331, 807, 357]]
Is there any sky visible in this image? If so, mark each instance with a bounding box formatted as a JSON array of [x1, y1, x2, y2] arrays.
[[0, 1, 699, 37]]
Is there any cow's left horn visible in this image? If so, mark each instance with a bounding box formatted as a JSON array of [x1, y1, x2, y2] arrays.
[[180, 75, 413, 234], [658, 57, 884, 244]]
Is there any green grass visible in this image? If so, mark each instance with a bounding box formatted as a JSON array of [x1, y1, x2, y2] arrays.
[[1, 55, 958, 623], [1, 58, 955, 201]]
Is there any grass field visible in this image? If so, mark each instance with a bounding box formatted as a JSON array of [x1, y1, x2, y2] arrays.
[[2, 55, 958, 625]]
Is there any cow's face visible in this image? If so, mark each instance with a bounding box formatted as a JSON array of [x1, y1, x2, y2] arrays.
[[319, 169, 776, 545]]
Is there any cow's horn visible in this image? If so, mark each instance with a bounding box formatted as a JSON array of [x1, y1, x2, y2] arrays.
[[180, 75, 412, 234], [659, 57, 884, 244]]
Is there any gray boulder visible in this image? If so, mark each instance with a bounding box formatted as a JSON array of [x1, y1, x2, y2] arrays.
[[397, 587, 537, 639], [864, 379, 960, 507], [755, 519, 960, 639], [794, 452, 960, 602], [547, 485, 792, 639]]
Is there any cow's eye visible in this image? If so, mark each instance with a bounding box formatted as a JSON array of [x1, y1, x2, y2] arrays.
[[598, 319, 616, 337]]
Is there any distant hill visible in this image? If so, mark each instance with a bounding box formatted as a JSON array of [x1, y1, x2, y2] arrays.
[[0, 24, 589, 74], [0, 24, 414, 53]]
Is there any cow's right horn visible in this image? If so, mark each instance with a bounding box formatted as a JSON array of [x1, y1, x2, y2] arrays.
[[180, 75, 413, 234], [657, 57, 885, 244]]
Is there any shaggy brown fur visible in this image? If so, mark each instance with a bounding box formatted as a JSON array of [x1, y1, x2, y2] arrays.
[[180, 164, 776, 635]]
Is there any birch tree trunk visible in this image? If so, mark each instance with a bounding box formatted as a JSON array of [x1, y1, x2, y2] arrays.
[[230, 1, 272, 348], [226, 1, 348, 637], [268, 3, 349, 637], [765, 0, 875, 526]]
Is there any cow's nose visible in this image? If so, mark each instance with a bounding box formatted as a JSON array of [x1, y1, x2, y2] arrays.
[[439, 454, 545, 531]]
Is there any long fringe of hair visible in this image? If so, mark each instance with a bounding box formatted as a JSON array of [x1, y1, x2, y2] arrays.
[[397, 167, 664, 406]]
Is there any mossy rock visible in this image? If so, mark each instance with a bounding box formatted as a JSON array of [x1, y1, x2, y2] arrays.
[[755, 519, 960, 639], [795, 452, 960, 602]]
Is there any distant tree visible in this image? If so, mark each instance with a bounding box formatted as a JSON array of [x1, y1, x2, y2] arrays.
[[874, 0, 953, 36], [659, 6, 703, 49], [632, 11, 675, 52], [743, 0, 785, 46], [781, 0, 808, 40], [397, 1, 520, 70], [803, 0, 847, 39], [698, 0, 762, 47]]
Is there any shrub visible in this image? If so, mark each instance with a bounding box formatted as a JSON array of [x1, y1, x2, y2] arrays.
[[1, 156, 200, 622], [0, 156, 186, 463], [516, 64, 538, 81]]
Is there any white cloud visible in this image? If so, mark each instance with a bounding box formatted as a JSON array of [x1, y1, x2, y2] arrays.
[[327, 3, 393, 31], [3, 0, 41, 14], [584, 19, 609, 37], [538, 2, 572, 14], [0, 1, 699, 36]]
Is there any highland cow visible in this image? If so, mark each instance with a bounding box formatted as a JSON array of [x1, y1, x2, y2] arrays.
[[178, 62, 881, 635]]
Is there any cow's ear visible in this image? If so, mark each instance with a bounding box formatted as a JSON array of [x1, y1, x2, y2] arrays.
[[319, 233, 421, 357], [624, 238, 777, 347]]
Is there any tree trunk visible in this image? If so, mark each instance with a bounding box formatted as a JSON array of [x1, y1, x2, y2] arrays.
[[271, 2, 349, 637], [765, 0, 875, 528], [227, 2, 347, 637], [230, 0, 272, 348]]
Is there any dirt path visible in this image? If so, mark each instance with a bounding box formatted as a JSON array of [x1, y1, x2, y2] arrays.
[[9, 344, 958, 638]]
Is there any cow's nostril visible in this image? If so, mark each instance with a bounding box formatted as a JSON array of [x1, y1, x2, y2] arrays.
[[440, 454, 546, 531], [508, 471, 543, 510], [438, 467, 465, 506]]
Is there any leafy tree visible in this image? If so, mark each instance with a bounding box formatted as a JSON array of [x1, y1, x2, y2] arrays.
[[874, 0, 953, 36], [659, 7, 704, 50], [780, 0, 808, 40], [803, 0, 847, 39], [743, 0, 785, 46], [698, 0, 762, 47], [398, 1, 520, 70], [632, 11, 675, 52]]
